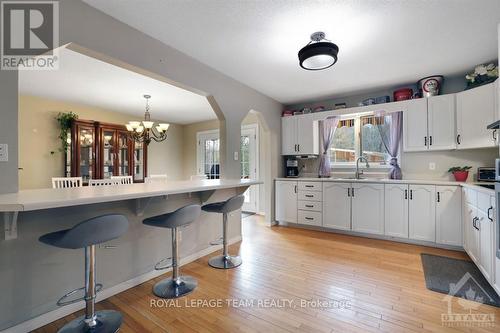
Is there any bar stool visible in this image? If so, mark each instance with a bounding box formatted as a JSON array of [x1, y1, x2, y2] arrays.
[[202, 195, 245, 269], [143, 204, 201, 298], [39, 214, 129, 333]]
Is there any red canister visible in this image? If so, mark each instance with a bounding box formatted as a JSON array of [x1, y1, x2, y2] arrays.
[[393, 88, 413, 101]]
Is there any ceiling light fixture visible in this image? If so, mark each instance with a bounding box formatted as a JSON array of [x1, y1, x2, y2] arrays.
[[298, 32, 339, 71], [126, 95, 170, 145]]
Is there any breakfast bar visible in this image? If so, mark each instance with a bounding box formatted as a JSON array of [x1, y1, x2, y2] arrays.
[[0, 179, 259, 331]]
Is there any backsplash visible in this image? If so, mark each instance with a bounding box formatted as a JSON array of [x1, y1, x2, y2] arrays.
[[297, 147, 497, 181]]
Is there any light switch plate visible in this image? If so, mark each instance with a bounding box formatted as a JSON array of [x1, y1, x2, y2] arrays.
[[429, 162, 436, 170], [233, 151, 238, 161], [0, 144, 8, 162]]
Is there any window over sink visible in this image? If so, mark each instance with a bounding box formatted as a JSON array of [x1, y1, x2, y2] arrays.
[[329, 113, 397, 168]]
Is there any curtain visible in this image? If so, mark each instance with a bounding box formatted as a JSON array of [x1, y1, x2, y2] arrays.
[[318, 117, 339, 177], [377, 112, 403, 180]]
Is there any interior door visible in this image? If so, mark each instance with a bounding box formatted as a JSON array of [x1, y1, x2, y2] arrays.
[[241, 125, 258, 212], [323, 182, 351, 230], [197, 131, 220, 179]]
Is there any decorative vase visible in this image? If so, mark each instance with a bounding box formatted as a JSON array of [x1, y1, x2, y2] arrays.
[[453, 171, 469, 182]]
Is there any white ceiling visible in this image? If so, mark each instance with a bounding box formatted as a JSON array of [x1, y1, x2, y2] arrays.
[[83, 0, 500, 104], [19, 48, 216, 124]]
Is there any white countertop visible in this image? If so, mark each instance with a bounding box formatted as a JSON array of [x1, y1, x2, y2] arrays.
[[0, 179, 260, 212], [275, 177, 495, 195]]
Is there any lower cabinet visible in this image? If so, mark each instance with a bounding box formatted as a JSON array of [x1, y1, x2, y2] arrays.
[[385, 184, 409, 238], [351, 183, 385, 235], [436, 186, 462, 246], [492, 195, 500, 294], [465, 203, 481, 263], [478, 207, 493, 282], [409, 184, 436, 242], [275, 180, 297, 223], [323, 182, 351, 230]]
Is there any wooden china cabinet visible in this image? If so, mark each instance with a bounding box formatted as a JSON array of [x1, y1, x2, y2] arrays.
[[68, 119, 147, 184]]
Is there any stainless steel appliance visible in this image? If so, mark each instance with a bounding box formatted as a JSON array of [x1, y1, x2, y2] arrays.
[[478, 167, 495, 182], [285, 158, 299, 178], [495, 159, 500, 259]]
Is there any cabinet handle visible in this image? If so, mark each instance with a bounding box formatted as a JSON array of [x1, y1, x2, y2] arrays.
[[297, 144, 300, 152], [305, 205, 314, 208], [347, 188, 350, 197], [305, 217, 314, 221], [410, 189, 413, 200], [493, 130, 497, 142], [429, 136, 433, 146], [437, 192, 440, 203], [404, 189, 408, 200], [487, 207, 493, 222], [305, 194, 314, 198], [473, 217, 480, 230], [351, 188, 355, 197], [456, 134, 461, 145], [294, 185, 297, 193], [305, 185, 314, 188], [424, 136, 428, 146]]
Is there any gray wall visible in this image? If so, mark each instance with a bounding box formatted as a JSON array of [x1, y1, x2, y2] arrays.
[[0, 0, 283, 223]]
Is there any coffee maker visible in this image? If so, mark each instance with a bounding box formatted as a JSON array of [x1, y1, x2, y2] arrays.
[[285, 158, 299, 178]]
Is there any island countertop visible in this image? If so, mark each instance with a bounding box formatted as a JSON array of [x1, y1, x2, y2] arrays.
[[0, 179, 261, 212]]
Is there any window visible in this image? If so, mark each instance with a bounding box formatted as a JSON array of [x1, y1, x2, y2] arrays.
[[329, 113, 396, 167]]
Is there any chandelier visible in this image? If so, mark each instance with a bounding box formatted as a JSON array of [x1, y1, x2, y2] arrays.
[[126, 95, 170, 145]]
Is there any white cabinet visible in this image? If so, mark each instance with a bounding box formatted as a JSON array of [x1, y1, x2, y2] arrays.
[[323, 182, 351, 230], [351, 183, 385, 235], [403, 96, 456, 152], [281, 115, 319, 155], [275, 181, 297, 223], [478, 208, 493, 281], [436, 186, 462, 246], [456, 82, 497, 149], [428, 94, 457, 150], [465, 203, 481, 263], [403, 98, 428, 152], [409, 185, 436, 242], [384, 184, 409, 238], [491, 194, 500, 294], [281, 116, 297, 155]]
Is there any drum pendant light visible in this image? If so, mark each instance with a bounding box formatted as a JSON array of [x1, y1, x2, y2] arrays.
[[298, 32, 339, 70]]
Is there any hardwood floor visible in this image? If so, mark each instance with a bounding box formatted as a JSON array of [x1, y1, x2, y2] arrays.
[[35, 215, 500, 332]]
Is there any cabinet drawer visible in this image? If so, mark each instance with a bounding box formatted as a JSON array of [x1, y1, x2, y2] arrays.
[[298, 200, 322, 212], [298, 191, 322, 202], [477, 191, 491, 213], [298, 210, 322, 226], [298, 182, 322, 192]]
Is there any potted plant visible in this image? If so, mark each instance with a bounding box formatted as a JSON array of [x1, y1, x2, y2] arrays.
[[448, 166, 472, 182]]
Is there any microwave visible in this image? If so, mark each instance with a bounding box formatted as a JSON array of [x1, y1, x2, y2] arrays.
[[478, 167, 495, 182]]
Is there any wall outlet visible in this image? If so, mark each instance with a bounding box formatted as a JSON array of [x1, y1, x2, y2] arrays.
[[0, 144, 8, 162], [429, 162, 436, 170], [233, 151, 239, 161]]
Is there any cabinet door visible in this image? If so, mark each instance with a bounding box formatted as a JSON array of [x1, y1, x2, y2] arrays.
[[72, 122, 96, 184], [409, 185, 436, 242], [351, 183, 385, 235], [275, 181, 297, 223], [281, 117, 297, 155], [436, 186, 462, 246], [296, 115, 319, 155], [491, 195, 500, 294], [323, 182, 351, 230], [403, 98, 428, 152], [117, 131, 131, 177], [428, 94, 456, 151], [456, 83, 496, 149], [385, 184, 409, 238], [478, 209, 493, 282], [101, 128, 117, 179], [465, 204, 480, 263]]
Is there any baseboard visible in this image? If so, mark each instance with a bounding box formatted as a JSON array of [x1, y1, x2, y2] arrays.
[[2, 236, 242, 333]]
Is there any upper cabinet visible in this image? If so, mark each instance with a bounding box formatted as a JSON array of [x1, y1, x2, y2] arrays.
[[456, 81, 498, 149], [281, 114, 319, 155], [403, 95, 456, 152]]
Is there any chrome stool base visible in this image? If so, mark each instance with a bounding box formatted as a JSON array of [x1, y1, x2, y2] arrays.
[[153, 276, 197, 299], [58, 310, 123, 333], [208, 255, 242, 269]]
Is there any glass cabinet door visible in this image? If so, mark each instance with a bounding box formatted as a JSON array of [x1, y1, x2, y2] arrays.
[[77, 126, 95, 183], [133, 141, 145, 182], [118, 131, 130, 176], [102, 129, 116, 179]]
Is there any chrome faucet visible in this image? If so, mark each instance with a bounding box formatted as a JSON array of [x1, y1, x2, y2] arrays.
[[355, 156, 370, 179]]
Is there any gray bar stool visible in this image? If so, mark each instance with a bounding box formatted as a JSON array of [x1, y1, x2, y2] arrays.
[[143, 204, 201, 298], [39, 214, 129, 333], [202, 195, 245, 269]]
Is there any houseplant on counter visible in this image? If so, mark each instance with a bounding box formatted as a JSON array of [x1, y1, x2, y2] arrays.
[[448, 166, 472, 182]]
